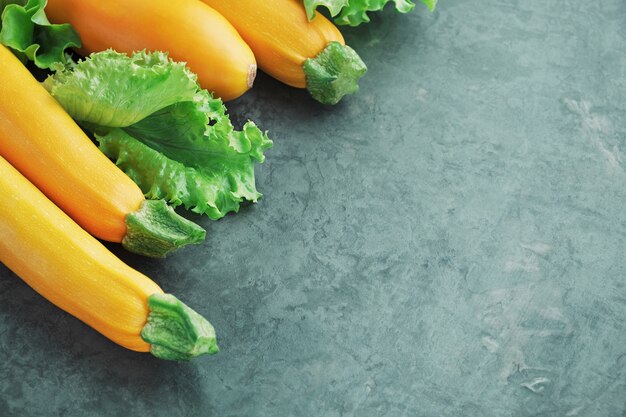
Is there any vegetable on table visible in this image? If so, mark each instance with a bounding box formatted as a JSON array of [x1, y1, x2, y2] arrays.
[[44, 0, 257, 101], [45, 49, 272, 220], [200, 0, 367, 105], [0, 44, 205, 258], [303, 0, 438, 26], [0, 154, 218, 361], [0, 0, 80, 68]]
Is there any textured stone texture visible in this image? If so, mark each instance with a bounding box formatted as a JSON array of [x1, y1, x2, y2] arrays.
[[1, 0, 625, 415]]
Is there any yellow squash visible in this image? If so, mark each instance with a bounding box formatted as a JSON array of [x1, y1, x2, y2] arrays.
[[0, 154, 218, 360], [0, 45, 205, 258], [45, 0, 256, 100], [200, 0, 367, 104]]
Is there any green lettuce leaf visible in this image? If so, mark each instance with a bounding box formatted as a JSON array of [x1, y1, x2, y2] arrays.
[[44, 50, 272, 219], [304, 0, 437, 26], [304, 0, 346, 20], [0, 0, 80, 68]]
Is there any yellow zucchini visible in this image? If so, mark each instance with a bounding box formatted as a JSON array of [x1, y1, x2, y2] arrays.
[[0, 154, 217, 361], [0, 44, 205, 258], [200, 0, 367, 104], [45, 0, 257, 101]]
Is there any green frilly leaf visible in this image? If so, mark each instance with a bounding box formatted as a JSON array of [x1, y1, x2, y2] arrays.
[[304, 0, 437, 26], [44, 50, 272, 219], [303, 0, 346, 20], [0, 0, 80, 68]]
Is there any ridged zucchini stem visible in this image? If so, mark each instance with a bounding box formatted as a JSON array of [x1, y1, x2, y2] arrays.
[[123, 200, 206, 258], [142, 294, 219, 361], [303, 41, 367, 105]]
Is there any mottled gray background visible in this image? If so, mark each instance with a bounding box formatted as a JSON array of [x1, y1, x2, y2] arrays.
[[1, 0, 625, 416]]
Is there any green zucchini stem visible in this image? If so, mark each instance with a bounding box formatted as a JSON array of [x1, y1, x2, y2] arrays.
[[142, 293, 219, 361], [122, 199, 206, 258], [303, 41, 368, 105]]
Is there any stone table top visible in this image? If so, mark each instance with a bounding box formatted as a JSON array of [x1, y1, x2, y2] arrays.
[[1, 1, 624, 416]]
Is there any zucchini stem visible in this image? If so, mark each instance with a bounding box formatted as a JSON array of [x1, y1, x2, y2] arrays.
[[247, 63, 257, 88], [142, 293, 219, 361], [303, 41, 367, 105], [123, 199, 206, 257]]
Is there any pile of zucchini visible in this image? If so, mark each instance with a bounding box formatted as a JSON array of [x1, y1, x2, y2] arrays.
[[0, 0, 435, 361]]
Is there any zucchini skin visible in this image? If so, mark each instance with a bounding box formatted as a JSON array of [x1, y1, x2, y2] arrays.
[[0, 154, 162, 352]]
